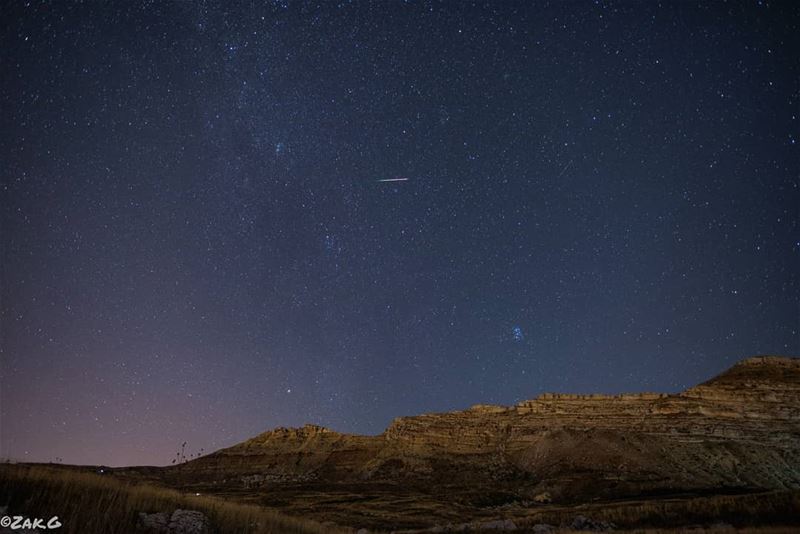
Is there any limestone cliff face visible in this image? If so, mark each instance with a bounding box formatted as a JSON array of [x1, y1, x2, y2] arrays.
[[183, 356, 800, 500]]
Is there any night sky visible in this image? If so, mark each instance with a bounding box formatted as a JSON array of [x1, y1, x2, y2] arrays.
[[2, 1, 798, 467]]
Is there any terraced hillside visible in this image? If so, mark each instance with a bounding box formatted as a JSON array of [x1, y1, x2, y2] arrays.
[[153, 356, 800, 530]]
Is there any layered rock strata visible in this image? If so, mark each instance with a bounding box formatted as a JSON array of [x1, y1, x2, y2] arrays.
[[180, 356, 800, 500]]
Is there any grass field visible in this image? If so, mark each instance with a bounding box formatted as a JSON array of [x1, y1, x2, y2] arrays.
[[2, 463, 799, 533], [0, 464, 344, 533]]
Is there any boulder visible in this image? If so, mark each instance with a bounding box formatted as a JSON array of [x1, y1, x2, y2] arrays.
[[137, 509, 211, 533], [570, 514, 616, 531]]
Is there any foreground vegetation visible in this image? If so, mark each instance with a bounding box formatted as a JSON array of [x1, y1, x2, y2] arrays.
[[0, 464, 344, 533], [509, 490, 800, 532], [1, 463, 798, 533]]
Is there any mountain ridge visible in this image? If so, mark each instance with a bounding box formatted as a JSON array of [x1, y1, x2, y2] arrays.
[[160, 355, 800, 530], [220, 354, 799, 444]]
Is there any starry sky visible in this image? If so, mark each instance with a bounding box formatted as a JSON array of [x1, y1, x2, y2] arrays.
[[1, 1, 798, 467]]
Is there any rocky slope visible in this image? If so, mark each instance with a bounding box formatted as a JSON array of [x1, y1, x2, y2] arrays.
[[164, 356, 800, 527]]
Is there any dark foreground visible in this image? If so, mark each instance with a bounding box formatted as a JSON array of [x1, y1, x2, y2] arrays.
[[1, 463, 799, 533]]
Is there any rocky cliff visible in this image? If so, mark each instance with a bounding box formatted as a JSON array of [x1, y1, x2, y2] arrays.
[[176, 356, 800, 504]]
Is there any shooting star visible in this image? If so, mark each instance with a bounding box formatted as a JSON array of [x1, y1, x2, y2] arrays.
[[556, 160, 574, 178], [377, 177, 409, 182]]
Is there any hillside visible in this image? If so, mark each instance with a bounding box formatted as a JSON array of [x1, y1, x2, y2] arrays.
[[154, 355, 800, 530]]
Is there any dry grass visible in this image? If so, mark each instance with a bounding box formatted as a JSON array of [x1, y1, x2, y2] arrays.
[[554, 529, 799, 534], [0, 464, 346, 533], [599, 491, 800, 527], [511, 490, 800, 531], [3, 464, 797, 533], [614, 529, 800, 534]]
